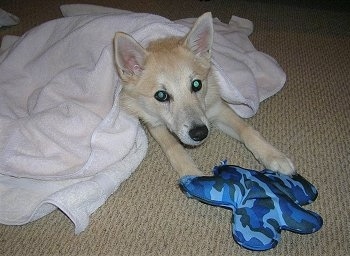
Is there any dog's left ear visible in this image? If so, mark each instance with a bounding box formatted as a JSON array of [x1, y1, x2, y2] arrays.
[[183, 12, 214, 60]]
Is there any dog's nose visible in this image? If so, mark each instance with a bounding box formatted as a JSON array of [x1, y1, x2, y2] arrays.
[[189, 125, 209, 141]]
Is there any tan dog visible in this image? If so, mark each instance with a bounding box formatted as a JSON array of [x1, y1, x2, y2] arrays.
[[114, 13, 295, 177]]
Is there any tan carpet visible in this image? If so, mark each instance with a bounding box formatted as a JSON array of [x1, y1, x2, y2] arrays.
[[1, 0, 349, 255]]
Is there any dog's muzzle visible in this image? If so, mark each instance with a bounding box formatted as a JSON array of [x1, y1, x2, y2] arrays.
[[189, 125, 209, 141]]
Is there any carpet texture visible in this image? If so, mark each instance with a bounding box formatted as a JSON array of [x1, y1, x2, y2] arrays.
[[1, 0, 349, 255]]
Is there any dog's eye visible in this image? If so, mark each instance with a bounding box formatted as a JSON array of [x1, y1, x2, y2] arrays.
[[191, 79, 202, 92], [154, 90, 169, 102]]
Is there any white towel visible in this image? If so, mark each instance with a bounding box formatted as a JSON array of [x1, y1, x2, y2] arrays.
[[0, 4, 286, 233]]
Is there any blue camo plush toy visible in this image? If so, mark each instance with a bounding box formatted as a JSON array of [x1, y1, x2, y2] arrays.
[[179, 161, 323, 251]]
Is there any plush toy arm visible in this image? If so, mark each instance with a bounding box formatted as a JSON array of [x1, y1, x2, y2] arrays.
[[233, 205, 281, 250], [261, 170, 318, 205], [232, 196, 323, 251], [179, 175, 238, 209]]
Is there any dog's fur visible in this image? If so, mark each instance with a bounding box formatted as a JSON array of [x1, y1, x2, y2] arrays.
[[114, 13, 295, 177]]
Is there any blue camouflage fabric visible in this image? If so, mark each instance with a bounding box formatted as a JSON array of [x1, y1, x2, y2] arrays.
[[179, 161, 323, 251]]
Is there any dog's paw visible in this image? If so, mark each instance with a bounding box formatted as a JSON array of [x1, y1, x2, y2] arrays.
[[261, 152, 296, 175], [179, 167, 204, 177]]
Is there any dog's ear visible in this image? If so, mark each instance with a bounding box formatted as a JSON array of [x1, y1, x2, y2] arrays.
[[183, 12, 213, 60], [114, 32, 147, 79]]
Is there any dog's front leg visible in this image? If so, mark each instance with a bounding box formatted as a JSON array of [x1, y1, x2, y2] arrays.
[[148, 125, 203, 177], [209, 102, 295, 175]]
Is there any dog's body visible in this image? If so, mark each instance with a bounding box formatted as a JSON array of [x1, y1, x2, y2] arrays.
[[114, 13, 295, 177]]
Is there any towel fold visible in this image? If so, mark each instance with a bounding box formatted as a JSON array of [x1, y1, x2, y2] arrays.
[[0, 8, 20, 28], [0, 4, 286, 233]]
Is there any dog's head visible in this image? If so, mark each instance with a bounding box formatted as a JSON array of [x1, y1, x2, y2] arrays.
[[114, 13, 214, 146]]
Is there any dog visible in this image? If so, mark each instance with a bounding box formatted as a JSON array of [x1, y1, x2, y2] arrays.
[[114, 12, 295, 177]]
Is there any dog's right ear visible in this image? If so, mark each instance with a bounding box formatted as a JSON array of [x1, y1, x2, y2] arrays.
[[114, 32, 147, 79]]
